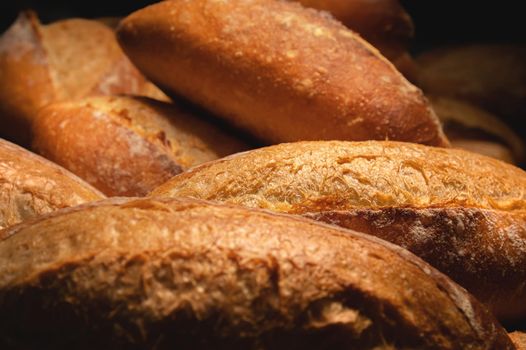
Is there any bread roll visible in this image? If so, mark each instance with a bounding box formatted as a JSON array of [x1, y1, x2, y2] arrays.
[[0, 12, 167, 146], [292, 0, 414, 63], [0, 197, 513, 349], [152, 141, 526, 322], [430, 96, 524, 164], [510, 332, 526, 350], [0, 138, 104, 230], [416, 45, 526, 130], [117, 0, 448, 147], [31, 95, 248, 196]]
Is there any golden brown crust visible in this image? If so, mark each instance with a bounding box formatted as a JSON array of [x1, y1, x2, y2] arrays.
[[0, 12, 56, 145], [152, 140, 526, 322], [510, 331, 526, 350], [0, 197, 514, 349], [31, 95, 247, 196], [0, 138, 104, 230], [292, 0, 414, 63], [0, 12, 167, 145], [430, 96, 524, 164], [416, 45, 526, 122], [117, 0, 448, 147]]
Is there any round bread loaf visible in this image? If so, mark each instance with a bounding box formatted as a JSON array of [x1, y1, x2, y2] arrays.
[[117, 0, 448, 147], [0, 197, 513, 349], [152, 141, 526, 322], [0, 138, 104, 230], [0, 11, 166, 146], [31, 95, 248, 196]]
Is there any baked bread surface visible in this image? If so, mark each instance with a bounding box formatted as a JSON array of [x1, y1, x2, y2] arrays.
[[32, 95, 247, 196], [0, 138, 104, 230], [152, 140, 526, 321], [117, 0, 448, 146], [0, 12, 166, 145], [0, 197, 513, 349]]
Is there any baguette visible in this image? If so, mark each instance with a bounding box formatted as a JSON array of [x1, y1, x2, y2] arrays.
[[117, 0, 448, 146], [0, 138, 104, 230], [0, 12, 167, 146], [0, 197, 513, 349], [430, 96, 524, 164], [152, 140, 526, 322], [31, 95, 248, 196]]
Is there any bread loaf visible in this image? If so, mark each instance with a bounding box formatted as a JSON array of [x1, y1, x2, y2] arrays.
[[0, 12, 167, 145], [0, 197, 513, 349], [0, 138, 104, 230], [430, 96, 524, 164], [152, 140, 526, 322], [416, 45, 526, 133], [31, 95, 248, 196], [117, 0, 448, 146]]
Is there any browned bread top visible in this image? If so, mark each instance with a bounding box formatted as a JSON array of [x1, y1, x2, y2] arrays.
[[31, 95, 248, 196], [292, 0, 414, 61], [151, 141, 526, 321], [153, 141, 526, 212], [0, 12, 55, 145], [0, 138, 104, 230], [510, 331, 526, 350], [117, 0, 448, 146], [0, 197, 513, 349], [0, 12, 166, 145]]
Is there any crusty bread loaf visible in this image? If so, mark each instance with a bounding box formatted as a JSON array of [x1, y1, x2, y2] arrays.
[[292, 0, 413, 62], [430, 96, 524, 164], [117, 0, 448, 147], [152, 140, 526, 322], [0, 12, 167, 146], [510, 331, 526, 350], [0, 197, 514, 349], [416, 45, 526, 131], [31, 95, 248, 196], [0, 138, 104, 230]]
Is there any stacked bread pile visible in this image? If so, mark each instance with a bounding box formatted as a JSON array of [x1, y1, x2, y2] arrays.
[[0, 1, 525, 349]]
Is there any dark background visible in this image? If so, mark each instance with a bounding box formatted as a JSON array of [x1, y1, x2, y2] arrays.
[[1, 1, 525, 51]]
